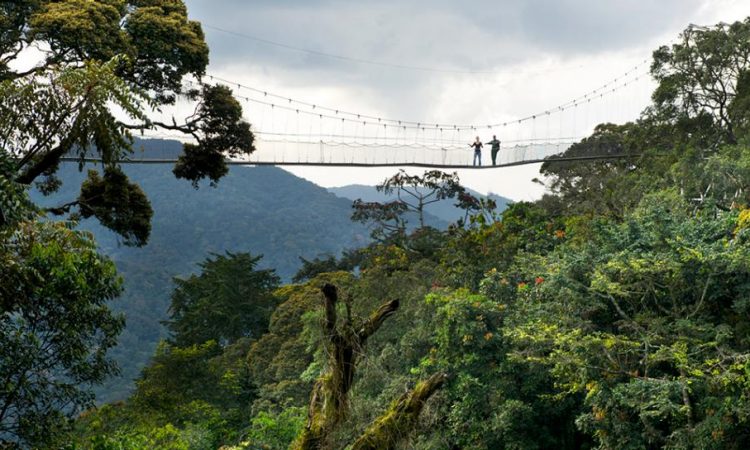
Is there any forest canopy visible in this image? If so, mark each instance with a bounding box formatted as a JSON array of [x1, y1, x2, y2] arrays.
[[4, 8, 750, 450]]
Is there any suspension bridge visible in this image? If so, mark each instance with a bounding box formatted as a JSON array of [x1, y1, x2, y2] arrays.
[[126, 58, 654, 169]]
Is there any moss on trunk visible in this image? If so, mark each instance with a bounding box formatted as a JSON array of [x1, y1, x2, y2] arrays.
[[350, 372, 447, 450], [290, 284, 400, 450]]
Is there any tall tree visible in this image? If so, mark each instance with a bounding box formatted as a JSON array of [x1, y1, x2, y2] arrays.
[[0, 0, 255, 245], [0, 220, 124, 447], [651, 18, 750, 145], [165, 252, 280, 348], [351, 170, 466, 243], [0, 2, 253, 446], [539, 122, 658, 219]]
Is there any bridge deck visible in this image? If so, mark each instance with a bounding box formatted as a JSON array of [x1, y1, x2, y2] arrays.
[[61, 153, 646, 169]]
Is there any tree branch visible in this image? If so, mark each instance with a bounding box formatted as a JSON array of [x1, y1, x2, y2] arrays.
[[351, 372, 447, 450], [322, 283, 338, 337], [357, 299, 400, 343], [15, 140, 73, 185]]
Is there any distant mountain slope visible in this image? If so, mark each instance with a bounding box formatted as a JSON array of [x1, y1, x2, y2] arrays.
[[31, 140, 372, 402], [329, 184, 512, 225]]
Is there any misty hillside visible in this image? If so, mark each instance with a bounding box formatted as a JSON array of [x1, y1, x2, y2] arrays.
[[32, 148, 373, 402]]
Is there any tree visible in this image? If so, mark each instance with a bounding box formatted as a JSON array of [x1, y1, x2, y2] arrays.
[[291, 284, 401, 449], [1, 0, 255, 245], [0, 3, 255, 444], [165, 252, 280, 348], [0, 219, 124, 447], [441, 201, 565, 290], [1, 112, 125, 447], [351, 170, 467, 247], [129, 338, 254, 433], [351, 199, 408, 244], [291, 284, 444, 450], [131, 340, 224, 422], [0, 151, 31, 228], [503, 191, 750, 448], [379, 170, 465, 228], [292, 249, 364, 283], [651, 19, 750, 145], [539, 122, 660, 219]]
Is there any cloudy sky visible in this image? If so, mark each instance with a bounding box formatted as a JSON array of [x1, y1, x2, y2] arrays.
[[180, 0, 750, 200]]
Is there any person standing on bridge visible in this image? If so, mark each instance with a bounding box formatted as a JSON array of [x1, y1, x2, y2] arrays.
[[470, 136, 483, 166], [486, 135, 501, 166]]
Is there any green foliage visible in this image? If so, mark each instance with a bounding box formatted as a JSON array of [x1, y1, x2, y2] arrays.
[[2, 0, 253, 239], [0, 220, 124, 447], [350, 373, 446, 450], [1, 47, 153, 244], [378, 170, 466, 228], [79, 167, 152, 247], [412, 288, 585, 449], [132, 341, 224, 421], [293, 249, 365, 283], [351, 198, 408, 243], [72, 339, 252, 448], [72, 335, 254, 449], [0, 151, 31, 227], [441, 201, 564, 290], [352, 170, 468, 243], [503, 191, 750, 448], [675, 143, 750, 210], [540, 122, 666, 218], [30, 0, 128, 62], [651, 19, 750, 144], [166, 252, 280, 347], [27, 0, 207, 99], [77, 422, 216, 450], [1, 56, 149, 182], [293, 255, 341, 283], [70, 254, 278, 449], [123, 0, 208, 102], [243, 407, 306, 450], [173, 85, 255, 187], [247, 273, 355, 415]]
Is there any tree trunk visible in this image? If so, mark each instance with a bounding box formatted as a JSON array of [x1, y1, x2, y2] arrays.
[[290, 284, 399, 450]]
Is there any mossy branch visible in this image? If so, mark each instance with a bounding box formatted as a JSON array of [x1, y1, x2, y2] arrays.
[[351, 372, 448, 450], [358, 299, 400, 343]]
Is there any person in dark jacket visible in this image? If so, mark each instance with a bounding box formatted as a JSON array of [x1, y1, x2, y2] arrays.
[[486, 135, 501, 166]]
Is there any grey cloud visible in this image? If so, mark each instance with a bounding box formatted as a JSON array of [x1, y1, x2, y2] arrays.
[[187, 0, 705, 72], [182, 0, 714, 120], [517, 0, 704, 53]]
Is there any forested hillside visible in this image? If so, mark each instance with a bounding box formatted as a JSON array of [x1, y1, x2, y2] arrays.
[[30, 159, 372, 403], [4, 2, 750, 449], [64, 18, 750, 450]]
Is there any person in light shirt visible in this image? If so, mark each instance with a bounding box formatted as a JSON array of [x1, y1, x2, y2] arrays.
[[469, 136, 483, 166]]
